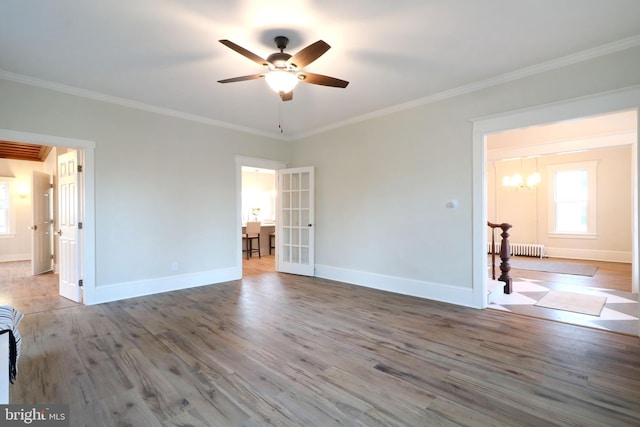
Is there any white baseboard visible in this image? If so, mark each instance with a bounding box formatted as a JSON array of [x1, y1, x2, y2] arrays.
[[87, 266, 241, 305], [0, 254, 30, 263], [314, 264, 475, 308], [545, 247, 631, 263]]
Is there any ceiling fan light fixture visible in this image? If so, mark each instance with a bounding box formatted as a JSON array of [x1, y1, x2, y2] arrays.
[[265, 70, 299, 94]]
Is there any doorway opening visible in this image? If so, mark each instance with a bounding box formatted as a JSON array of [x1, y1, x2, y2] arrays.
[[0, 128, 95, 309], [473, 88, 640, 314], [236, 156, 286, 277], [242, 165, 277, 276], [485, 109, 638, 335], [0, 145, 81, 310]]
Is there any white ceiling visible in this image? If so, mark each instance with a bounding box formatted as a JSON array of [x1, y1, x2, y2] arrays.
[[1, 1, 640, 139], [487, 109, 637, 160]]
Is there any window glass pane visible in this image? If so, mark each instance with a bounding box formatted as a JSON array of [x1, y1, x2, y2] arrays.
[[0, 183, 7, 208], [0, 183, 8, 233], [549, 162, 596, 235], [556, 202, 587, 232], [291, 191, 299, 209], [282, 227, 291, 245], [0, 209, 6, 233], [555, 170, 587, 201]]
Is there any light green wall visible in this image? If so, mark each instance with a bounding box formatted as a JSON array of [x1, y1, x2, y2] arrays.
[[1, 45, 639, 306], [291, 46, 640, 298], [0, 79, 291, 290]]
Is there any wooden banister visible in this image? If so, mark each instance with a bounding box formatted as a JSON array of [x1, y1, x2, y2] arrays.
[[487, 221, 513, 294]]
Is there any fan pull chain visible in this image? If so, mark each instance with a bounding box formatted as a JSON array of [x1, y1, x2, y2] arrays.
[[278, 101, 284, 133]]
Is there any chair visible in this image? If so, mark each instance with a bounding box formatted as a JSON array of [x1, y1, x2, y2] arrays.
[[269, 231, 276, 254], [242, 221, 261, 259]]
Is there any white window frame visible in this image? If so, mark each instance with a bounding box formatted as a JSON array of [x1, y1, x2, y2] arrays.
[[0, 178, 15, 238], [547, 161, 598, 239]]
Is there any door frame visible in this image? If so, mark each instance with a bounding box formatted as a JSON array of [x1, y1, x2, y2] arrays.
[[472, 85, 640, 319], [235, 156, 287, 276], [0, 128, 96, 304]]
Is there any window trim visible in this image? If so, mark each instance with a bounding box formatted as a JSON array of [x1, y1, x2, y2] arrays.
[[547, 161, 598, 238]]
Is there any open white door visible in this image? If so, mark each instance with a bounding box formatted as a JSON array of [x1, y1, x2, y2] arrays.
[[57, 150, 82, 303], [277, 166, 314, 276], [31, 171, 53, 275]]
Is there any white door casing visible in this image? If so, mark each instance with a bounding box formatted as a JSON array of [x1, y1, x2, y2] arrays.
[[277, 166, 315, 276], [31, 171, 53, 275], [58, 150, 82, 302]]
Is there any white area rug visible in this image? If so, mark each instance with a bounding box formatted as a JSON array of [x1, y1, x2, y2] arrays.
[[534, 290, 607, 316]]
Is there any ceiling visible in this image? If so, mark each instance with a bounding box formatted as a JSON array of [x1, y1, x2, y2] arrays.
[[487, 109, 638, 160], [1, 1, 640, 139], [0, 140, 52, 162]]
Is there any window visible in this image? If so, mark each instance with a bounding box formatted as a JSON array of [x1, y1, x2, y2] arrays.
[[548, 161, 597, 237], [0, 181, 9, 234]]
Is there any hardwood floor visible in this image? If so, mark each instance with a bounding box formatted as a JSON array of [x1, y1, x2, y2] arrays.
[[505, 256, 632, 292], [3, 258, 640, 426], [0, 261, 78, 314]]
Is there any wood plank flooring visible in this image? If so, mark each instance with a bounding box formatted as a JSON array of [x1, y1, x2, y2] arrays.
[[504, 256, 632, 292], [3, 259, 640, 426]]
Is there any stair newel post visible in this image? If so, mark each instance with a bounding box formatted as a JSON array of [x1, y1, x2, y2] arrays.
[[498, 223, 513, 294]]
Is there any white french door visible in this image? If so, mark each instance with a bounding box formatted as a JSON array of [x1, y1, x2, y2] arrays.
[[58, 150, 82, 302], [31, 171, 53, 275], [277, 166, 315, 276]]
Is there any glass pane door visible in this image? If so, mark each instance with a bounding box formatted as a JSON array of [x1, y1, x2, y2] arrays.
[[277, 167, 314, 276]]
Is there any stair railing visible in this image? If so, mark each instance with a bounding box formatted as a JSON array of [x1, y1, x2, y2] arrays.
[[487, 221, 513, 294]]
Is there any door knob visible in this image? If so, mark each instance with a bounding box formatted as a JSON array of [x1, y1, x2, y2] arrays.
[[56, 230, 62, 236], [29, 225, 38, 231]]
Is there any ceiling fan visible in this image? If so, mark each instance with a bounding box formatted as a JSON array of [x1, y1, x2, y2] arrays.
[[217, 36, 349, 101]]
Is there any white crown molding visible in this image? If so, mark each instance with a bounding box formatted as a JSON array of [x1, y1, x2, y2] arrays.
[[294, 35, 640, 140], [2, 35, 639, 141]]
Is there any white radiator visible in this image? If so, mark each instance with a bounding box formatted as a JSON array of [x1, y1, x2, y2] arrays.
[[487, 242, 545, 258]]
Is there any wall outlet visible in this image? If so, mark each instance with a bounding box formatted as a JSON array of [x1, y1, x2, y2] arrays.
[[171, 262, 179, 272]]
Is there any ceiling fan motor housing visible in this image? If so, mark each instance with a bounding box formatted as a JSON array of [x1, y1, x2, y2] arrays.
[[268, 36, 294, 69], [274, 36, 289, 50]]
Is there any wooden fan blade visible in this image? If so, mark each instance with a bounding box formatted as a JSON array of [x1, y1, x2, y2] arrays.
[[298, 72, 349, 88], [217, 74, 265, 83], [280, 91, 293, 102], [287, 40, 330, 69], [219, 40, 268, 66]]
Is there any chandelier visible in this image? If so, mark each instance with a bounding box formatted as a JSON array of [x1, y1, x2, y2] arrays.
[[502, 157, 541, 190]]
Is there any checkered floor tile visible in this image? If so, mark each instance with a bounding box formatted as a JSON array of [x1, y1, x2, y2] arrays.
[[488, 278, 639, 336]]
